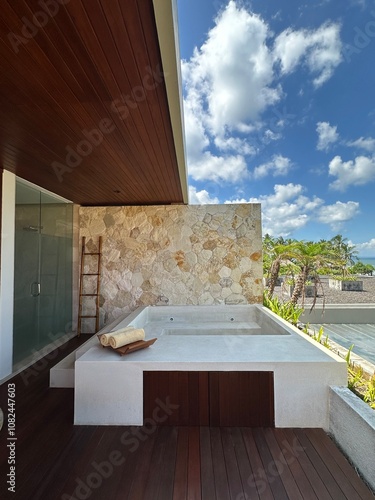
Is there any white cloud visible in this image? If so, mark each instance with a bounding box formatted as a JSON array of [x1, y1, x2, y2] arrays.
[[183, 98, 209, 163], [263, 129, 282, 142], [182, 1, 281, 138], [274, 22, 343, 87], [226, 183, 323, 236], [347, 136, 375, 153], [188, 151, 248, 183], [329, 155, 375, 190], [182, 2, 343, 184], [317, 201, 360, 230], [253, 155, 292, 179], [226, 183, 358, 236], [214, 136, 256, 156], [189, 186, 219, 204], [354, 238, 375, 256], [316, 121, 339, 151]]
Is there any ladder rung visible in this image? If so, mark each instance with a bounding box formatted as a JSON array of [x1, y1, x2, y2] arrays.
[[78, 236, 102, 337]]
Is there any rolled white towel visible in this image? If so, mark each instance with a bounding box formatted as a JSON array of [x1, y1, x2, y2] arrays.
[[100, 333, 111, 346], [100, 326, 135, 347], [109, 328, 145, 349]]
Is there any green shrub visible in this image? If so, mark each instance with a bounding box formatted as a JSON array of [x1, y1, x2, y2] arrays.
[[263, 292, 303, 325]]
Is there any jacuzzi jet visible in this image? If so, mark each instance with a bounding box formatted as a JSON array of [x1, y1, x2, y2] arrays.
[[169, 317, 174, 321], [230, 317, 234, 322]]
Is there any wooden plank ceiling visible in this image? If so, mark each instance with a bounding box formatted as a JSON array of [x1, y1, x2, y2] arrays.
[[0, 0, 186, 205]]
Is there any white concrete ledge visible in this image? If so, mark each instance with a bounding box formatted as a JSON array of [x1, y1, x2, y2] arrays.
[[301, 304, 375, 324], [50, 314, 130, 388], [74, 305, 347, 428], [329, 386, 375, 492]]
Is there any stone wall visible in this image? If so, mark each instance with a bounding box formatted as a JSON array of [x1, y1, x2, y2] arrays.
[[79, 204, 263, 326]]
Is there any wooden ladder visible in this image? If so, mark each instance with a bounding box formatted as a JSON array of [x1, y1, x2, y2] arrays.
[[77, 236, 102, 336]]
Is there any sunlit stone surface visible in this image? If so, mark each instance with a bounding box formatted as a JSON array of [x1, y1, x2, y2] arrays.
[[79, 204, 262, 324]]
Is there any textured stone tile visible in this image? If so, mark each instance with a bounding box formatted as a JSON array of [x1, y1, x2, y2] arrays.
[[79, 204, 262, 325]]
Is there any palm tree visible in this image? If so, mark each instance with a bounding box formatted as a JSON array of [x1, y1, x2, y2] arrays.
[[329, 235, 358, 276], [289, 241, 335, 305], [263, 235, 295, 298]]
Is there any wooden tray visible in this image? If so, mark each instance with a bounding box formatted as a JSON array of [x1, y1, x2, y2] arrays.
[[97, 334, 157, 356]]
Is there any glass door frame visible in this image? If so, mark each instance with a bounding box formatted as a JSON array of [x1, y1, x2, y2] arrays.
[[13, 178, 74, 367]]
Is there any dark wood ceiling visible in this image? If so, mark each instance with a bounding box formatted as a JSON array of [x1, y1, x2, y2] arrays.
[[0, 0, 187, 205]]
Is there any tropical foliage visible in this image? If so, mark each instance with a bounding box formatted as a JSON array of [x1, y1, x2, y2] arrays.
[[262, 234, 367, 302], [263, 292, 303, 325]]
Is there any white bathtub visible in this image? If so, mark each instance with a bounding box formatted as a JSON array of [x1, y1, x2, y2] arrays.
[[74, 304, 347, 429]]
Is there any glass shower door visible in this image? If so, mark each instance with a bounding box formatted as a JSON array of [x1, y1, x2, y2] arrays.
[[13, 185, 42, 364], [13, 182, 73, 366], [39, 192, 73, 347]]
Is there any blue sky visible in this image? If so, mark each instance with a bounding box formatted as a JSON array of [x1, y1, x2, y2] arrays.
[[177, 0, 375, 256]]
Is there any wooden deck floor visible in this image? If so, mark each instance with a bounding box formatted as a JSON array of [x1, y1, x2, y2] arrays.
[[0, 338, 373, 500]]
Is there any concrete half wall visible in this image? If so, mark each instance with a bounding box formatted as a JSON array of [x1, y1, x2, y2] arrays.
[[79, 204, 263, 326], [300, 304, 375, 324], [329, 387, 375, 492]]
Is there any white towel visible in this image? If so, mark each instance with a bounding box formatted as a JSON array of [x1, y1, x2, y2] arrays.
[[100, 326, 135, 347], [100, 333, 111, 346], [109, 328, 145, 349]]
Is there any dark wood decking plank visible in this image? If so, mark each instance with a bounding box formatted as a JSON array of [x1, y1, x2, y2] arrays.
[[221, 427, 246, 499], [209, 373, 220, 427], [169, 371, 180, 426], [124, 426, 158, 500], [110, 427, 152, 500], [188, 373, 201, 426], [263, 427, 304, 500], [67, 426, 122, 500], [210, 427, 231, 500], [135, 426, 167, 500], [14, 426, 92, 500], [173, 427, 189, 500], [199, 372, 209, 426], [242, 428, 274, 500], [230, 428, 260, 500], [200, 427, 216, 500], [178, 372, 190, 425], [36, 426, 101, 500], [306, 428, 374, 500], [157, 427, 178, 500], [252, 428, 289, 500], [188, 426, 202, 500], [6, 393, 88, 499], [282, 429, 331, 500], [273, 429, 318, 500], [294, 429, 347, 500]]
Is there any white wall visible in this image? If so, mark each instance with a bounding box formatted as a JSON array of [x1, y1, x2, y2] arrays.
[[0, 171, 15, 379], [329, 386, 375, 492], [301, 304, 375, 324]]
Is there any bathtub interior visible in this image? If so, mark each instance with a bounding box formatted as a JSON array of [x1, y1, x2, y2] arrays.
[[123, 304, 292, 336]]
